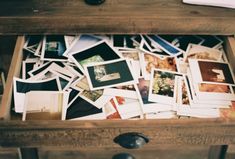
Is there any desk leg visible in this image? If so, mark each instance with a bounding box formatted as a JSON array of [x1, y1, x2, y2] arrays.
[[18, 148, 39, 159], [208, 145, 228, 159]]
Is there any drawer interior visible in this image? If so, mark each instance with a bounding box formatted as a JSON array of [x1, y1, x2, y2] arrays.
[[1, 35, 235, 121], [1, 35, 235, 148]]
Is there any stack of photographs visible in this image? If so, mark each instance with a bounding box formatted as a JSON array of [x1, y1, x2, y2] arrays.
[[13, 34, 235, 120]]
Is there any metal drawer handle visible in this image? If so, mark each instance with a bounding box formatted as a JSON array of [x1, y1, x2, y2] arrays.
[[85, 0, 105, 5], [113, 132, 149, 149], [112, 153, 135, 159]]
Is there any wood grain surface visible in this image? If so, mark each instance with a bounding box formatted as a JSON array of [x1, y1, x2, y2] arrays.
[[0, 0, 235, 34], [0, 119, 235, 148]]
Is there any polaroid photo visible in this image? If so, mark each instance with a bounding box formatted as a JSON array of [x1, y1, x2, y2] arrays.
[[22, 58, 39, 79], [28, 61, 52, 77], [112, 35, 136, 50], [79, 89, 113, 109], [220, 102, 235, 119], [84, 59, 137, 91], [64, 63, 83, 77], [141, 35, 163, 52], [194, 82, 235, 101], [65, 94, 105, 120], [29, 62, 75, 80], [70, 40, 122, 73], [131, 35, 142, 47], [23, 35, 43, 55], [161, 35, 204, 51], [103, 85, 138, 99], [139, 35, 165, 55], [72, 76, 90, 91], [200, 35, 223, 49], [136, 78, 173, 114], [148, 69, 180, 105], [104, 98, 122, 119], [67, 88, 81, 106], [22, 91, 69, 121], [188, 59, 235, 85], [64, 35, 76, 49], [147, 35, 184, 56], [13, 76, 61, 113], [140, 52, 179, 80], [41, 35, 68, 61], [184, 44, 223, 63], [186, 69, 231, 108], [115, 96, 143, 119], [175, 76, 219, 118], [120, 50, 142, 78], [63, 34, 101, 57]]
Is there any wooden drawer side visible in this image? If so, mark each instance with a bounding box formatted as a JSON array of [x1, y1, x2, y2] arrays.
[[0, 36, 24, 120]]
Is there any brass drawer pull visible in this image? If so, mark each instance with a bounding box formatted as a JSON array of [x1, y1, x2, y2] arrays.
[[85, 0, 105, 5], [114, 132, 149, 149], [112, 153, 135, 159]]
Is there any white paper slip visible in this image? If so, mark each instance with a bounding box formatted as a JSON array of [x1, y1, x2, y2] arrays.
[[183, 0, 235, 9]]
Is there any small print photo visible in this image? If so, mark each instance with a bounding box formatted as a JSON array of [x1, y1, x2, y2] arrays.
[[79, 89, 112, 109], [141, 53, 178, 79], [103, 85, 138, 99], [149, 69, 178, 105], [70, 40, 121, 72], [195, 82, 235, 101], [147, 35, 183, 56], [65, 95, 105, 120], [22, 91, 68, 121], [189, 59, 235, 85], [104, 98, 121, 119], [41, 35, 68, 61], [85, 59, 136, 90], [184, 44, 222, 62]]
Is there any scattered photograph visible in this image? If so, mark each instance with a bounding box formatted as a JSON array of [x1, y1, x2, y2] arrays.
[[14, 77, 61, 113], [189, 59, 235, 85], [136, 78, 172, 113], [80, 89, 112, 109], [23, 91, 69, 121], [160, 35, 204, 51], [68, 88, 81, 106], [104, 98, 121, 119], [85, 59, 136, 90], [41, 35, 68, 61], [141, 53, 178, 80], [103, 84, 137, 99], [115, 96, 142, 119], [22, 59, 38, 79], [24, 35, 43, 55], [147, 35, 184, 56], [200, 35, 223, 49], [63, 34, 101, 57], [70, 40, 121, 72], [149, 69, 179, 105], [184, 44, 222, 62], [220, 102, 235, 119], [65, 95, 105, 120]]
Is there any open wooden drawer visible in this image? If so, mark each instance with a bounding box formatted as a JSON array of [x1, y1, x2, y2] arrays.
[[0, 36, 235, 151]]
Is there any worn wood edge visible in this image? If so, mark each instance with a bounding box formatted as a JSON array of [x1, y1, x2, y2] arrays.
[[0, 36, 24, 120], [225, 36, 235, 73], [0, 118, 234, 129], [0, 17, 234, 35]]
